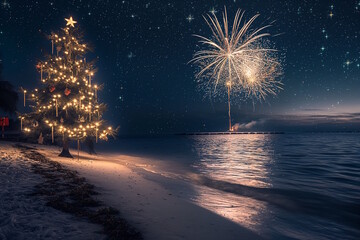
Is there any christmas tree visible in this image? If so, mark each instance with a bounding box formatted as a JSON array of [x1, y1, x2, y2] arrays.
[[22, 17, 115, 158]]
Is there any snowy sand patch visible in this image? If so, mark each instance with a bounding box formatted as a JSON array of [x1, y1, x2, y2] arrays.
[[0, 142, 104, 239], [0, 141, 141, 240]]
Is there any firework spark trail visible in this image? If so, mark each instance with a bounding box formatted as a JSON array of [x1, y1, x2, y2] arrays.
[[190, 8, 282, 101], [190, 8, 283, 130], [238, 48, 283, 101]]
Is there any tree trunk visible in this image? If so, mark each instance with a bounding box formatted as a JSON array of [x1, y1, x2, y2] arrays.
[[59, 139, 73, 158], [85, 136, 96, 155]]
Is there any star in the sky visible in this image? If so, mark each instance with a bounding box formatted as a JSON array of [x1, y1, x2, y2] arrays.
[[186, 14, 194, 23], [127, 52, 135, 59], [65, 17, 77, 27], [329, 12, 334, 18], [344, 60, 351, 67], [2, 0, 9, 8], [209, 7, 217, 15]]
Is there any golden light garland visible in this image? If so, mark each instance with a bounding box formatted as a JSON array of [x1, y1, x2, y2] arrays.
[[21, 17, 115, 142]]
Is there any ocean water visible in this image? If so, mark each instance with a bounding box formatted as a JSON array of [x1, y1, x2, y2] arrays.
[[101, 133, 360, 240]]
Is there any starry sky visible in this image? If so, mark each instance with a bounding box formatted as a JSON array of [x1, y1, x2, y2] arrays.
[[1, 0, 360, 134]]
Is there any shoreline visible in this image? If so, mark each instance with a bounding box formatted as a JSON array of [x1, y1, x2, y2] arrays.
[[0, 141, 142, 240], [35, 142, 263, 240], [1, 140, 263, 239]]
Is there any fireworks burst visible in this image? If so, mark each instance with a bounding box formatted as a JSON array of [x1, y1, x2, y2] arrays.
[[238, 46, 283, 101], [190, 8, 283, 130]]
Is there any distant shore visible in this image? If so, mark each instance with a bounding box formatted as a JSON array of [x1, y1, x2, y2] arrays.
[[177, 131, 284, 135]]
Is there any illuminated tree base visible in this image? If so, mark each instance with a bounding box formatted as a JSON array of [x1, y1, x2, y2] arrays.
[[58, 140, 73, 158], [85, 137, 96, 155]]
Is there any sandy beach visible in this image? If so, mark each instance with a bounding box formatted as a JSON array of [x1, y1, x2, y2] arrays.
[[0, 141, 261, 240], [0, 142, 106, 239]]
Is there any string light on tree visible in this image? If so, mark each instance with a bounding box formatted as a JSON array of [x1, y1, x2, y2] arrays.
[[21, 17, 117, 158], [94, 84, 98, 100], [23, 89, 27, 107], [19, 116, 24, 130]]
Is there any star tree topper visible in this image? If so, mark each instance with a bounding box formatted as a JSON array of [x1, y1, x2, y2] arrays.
[[65, 16, 77, 27]]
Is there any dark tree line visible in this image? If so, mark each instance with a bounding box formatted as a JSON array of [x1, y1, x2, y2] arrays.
[[0, 54, 18, 114]]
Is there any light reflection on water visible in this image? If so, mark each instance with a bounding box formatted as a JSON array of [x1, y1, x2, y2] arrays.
[[191, 135, 274, 231], [191, 185, 267, 231], [192, 134, 274, 187], [188, 134, 360, 240], [108, 134, 360, 239]]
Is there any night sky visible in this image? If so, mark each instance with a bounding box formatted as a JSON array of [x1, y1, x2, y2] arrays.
[[1, 0, 360, 134]]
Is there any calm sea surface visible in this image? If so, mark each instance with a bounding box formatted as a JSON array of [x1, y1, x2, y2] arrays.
[[101, 133, 360, 240]]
